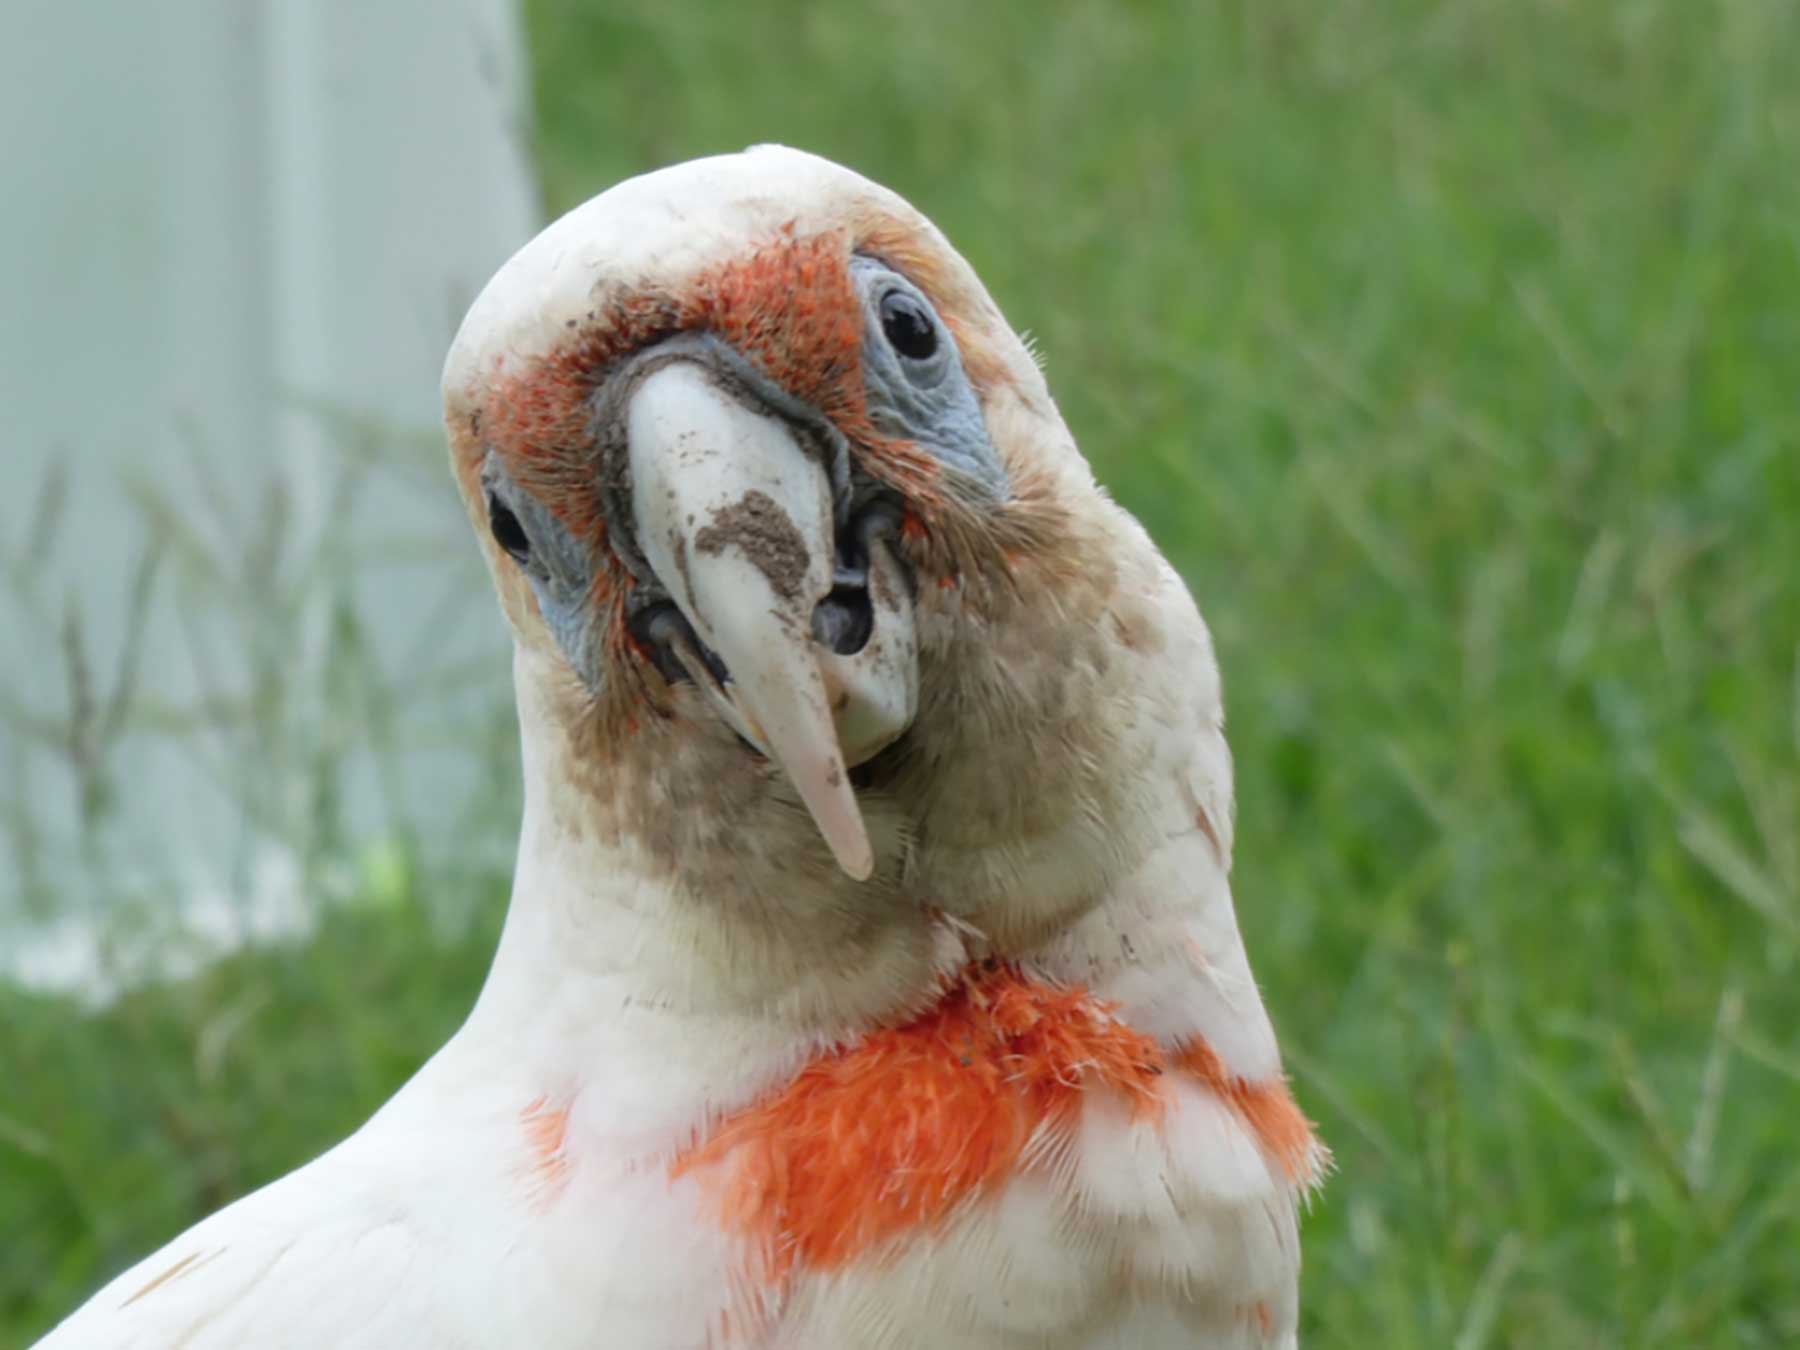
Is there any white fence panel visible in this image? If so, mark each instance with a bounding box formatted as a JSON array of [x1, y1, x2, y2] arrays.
[[1, 0, 540, 994]]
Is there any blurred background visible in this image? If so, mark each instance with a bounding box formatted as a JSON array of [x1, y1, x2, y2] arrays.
[[4, 1, 1797, 1344]]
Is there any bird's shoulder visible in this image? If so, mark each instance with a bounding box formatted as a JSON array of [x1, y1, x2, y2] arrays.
[[35, 1139, 441, 1349], [33, 1069, 581, 1348]]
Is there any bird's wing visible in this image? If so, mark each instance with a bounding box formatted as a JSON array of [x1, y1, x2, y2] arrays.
[[35, 1052, 752, 1349], [33, 1139, 457, 1350]]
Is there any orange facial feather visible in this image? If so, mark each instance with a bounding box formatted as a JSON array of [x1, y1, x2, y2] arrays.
[[472, 229, 955, 668], [480, 229, 946, 546]]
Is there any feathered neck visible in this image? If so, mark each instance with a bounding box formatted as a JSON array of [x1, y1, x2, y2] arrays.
[[465, 642, 963, 1057]]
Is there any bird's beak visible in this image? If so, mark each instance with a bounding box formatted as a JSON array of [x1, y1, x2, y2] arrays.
[[626, 361, 917, 880]]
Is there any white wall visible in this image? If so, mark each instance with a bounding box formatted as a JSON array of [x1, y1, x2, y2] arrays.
[[1, 0, 541, 993]]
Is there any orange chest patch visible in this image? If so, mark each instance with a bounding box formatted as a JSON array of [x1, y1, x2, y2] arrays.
[[670, 964, 1164, 1284]]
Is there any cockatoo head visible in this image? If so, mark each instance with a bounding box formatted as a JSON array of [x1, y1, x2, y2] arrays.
[[445, 147, 1143, 920]]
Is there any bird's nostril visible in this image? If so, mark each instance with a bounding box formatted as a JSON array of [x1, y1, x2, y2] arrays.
[[814, 498, 900, 657], [813, 585, 874, 656]]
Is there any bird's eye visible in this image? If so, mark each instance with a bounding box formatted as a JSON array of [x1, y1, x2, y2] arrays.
[[879, 290, 938, 361], [487, 492, 532, 566]]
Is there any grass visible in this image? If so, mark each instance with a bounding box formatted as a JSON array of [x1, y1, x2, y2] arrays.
[[7, 0, 1799, 1343]]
